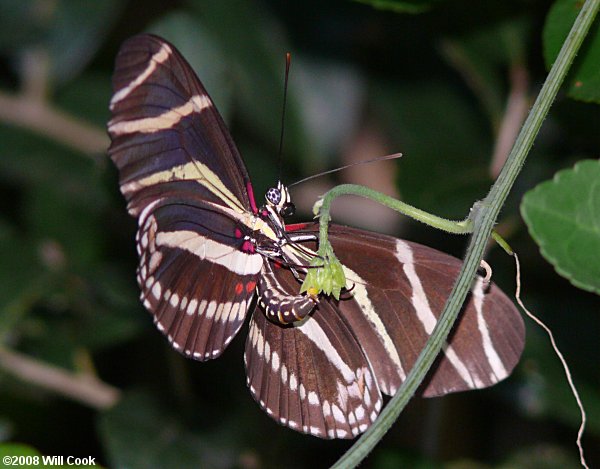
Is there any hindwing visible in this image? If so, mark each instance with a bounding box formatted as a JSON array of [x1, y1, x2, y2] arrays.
[[136, 199, 262, 359], [245, 263, 382, 439]]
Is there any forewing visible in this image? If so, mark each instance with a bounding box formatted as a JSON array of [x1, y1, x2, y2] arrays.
[[108, 34, 255, 217]]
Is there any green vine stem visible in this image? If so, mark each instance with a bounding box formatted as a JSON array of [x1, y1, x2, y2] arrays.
[[311, 184, 513, 254], [314, 184, 473, 236], [326, 1, 599, 467]]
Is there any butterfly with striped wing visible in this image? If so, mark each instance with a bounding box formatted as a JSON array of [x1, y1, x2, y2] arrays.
[[108, 34, 525, 439]]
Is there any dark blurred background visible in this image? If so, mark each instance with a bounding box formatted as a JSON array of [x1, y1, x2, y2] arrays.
[[0, 0, 598, 467]]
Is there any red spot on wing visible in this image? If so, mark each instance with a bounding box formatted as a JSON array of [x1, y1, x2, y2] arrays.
[[246, 281, 257, 293], [286, 222, 310, 232], [242, 240, 255, 253], [234, 228, 242, 238], [246, 182, 259, 214], [235, 282, 244, 295]]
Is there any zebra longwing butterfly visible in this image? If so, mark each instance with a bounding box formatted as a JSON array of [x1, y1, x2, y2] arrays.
[[108, 34, 525, 439]]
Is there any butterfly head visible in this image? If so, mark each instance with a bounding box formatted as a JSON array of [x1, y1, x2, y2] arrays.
[[265, 181, 295, 218]]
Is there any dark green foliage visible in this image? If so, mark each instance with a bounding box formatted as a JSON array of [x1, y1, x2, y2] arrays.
[[544, 0, 600, 102], [522, 160, 600, 295]]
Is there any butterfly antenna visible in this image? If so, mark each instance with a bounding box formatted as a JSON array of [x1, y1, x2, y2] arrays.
[[277, 52, 292, 181], [288, 152, 403, 188]]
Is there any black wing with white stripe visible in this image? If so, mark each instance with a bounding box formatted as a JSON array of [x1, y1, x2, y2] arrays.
[[135, 200, 262, 360], [108, 35, 262, 359], [108, 34, 254, 217], [245, 263, 382, 439], [326, 225, 524, 398]]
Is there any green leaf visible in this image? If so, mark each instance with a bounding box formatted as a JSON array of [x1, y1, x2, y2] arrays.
[[543, 0, 600, 103], [354, 0, 440, 14], [521, 159, 600, 295], [98, 393, 235, 469]]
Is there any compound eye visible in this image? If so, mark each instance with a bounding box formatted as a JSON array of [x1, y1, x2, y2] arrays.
[[266, 187, 281, 205], [281, 202, 296, 217]]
